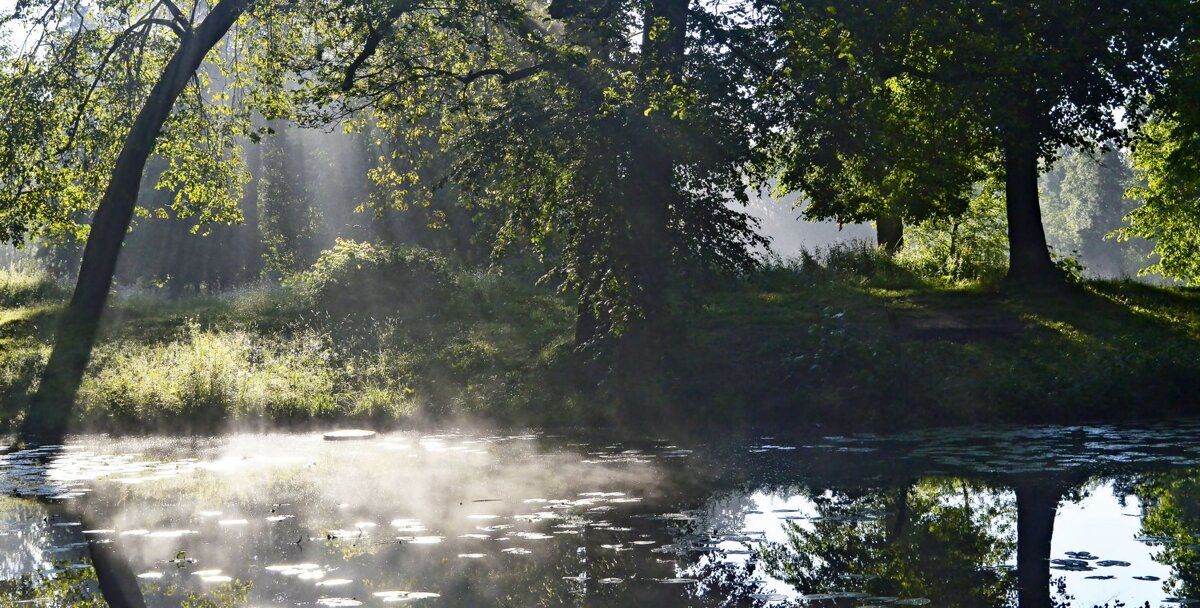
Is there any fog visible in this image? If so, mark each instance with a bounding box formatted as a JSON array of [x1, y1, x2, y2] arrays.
[[743, 191, 876, 260]]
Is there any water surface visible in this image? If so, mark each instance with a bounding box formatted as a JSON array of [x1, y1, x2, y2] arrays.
[[3, 423, 1200, 606]]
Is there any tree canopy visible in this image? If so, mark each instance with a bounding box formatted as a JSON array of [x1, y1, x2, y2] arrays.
[[763, 0, 1197, 285]]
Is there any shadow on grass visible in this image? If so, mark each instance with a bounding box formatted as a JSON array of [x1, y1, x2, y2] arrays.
[[672, 255, 1200, 432]]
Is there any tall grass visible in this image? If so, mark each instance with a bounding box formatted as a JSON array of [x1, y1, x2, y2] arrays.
[[0, 265, 67, 308], [0, 257, 579, 433], [78, 321, 341, 430]]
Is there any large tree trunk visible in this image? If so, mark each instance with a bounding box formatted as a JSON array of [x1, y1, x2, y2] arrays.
[[876, 214, 904, 254], [20, 0, 254, 444], [611, 0, 687, 413], [1003, 137, 1061, 288], [627, 0, 686, 322]]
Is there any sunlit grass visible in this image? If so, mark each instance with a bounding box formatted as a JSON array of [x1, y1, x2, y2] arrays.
[[0, 265, 577, 433], [2, 247, 1200, 434], [671, 244, 1200, 428]]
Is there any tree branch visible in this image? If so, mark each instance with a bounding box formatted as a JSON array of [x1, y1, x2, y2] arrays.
[[341, 0, 411, 91], [689, 10, 807, 103], [59, 16, 175, 154], [458, 64, 544, 85]]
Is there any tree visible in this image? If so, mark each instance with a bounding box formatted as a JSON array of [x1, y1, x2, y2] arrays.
[[769, 1, 1195, 288], [9, 0, 259, 441], [2, 0, 536, 440], [759, 479, 1016, 605], [1135, 470, 1200, 599], [763, 2, 991, 259], [326, 0, 771, 375], [1117, 32, 1200, 284], [1121, 119, 1200, 284], [258, 122, 323, 277], [1040, 147, 1148, 278], [900, 178, 1009, 283]]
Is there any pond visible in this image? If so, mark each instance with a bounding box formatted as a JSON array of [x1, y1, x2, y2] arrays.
[[3, 423, 1200, 607]]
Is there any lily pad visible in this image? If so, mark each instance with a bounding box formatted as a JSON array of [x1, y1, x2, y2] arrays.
[[315, 599, 363, 607], [323, 430, 377, 441]]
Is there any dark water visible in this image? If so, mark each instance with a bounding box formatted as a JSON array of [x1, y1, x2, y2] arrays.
[[2, 423, 1200, 607]]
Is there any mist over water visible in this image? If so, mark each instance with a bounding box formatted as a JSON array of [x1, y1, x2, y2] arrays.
[[4, 424, 1200, 605]]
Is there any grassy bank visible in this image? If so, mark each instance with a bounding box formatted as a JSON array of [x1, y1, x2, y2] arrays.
[[0, 264, 583, 433], [2, 245, 1200, 434], [672, 246, 1200, 429]]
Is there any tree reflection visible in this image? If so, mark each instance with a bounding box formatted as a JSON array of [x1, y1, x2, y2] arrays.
[[1135, 470, 1200, 600], [757, 478, 1017, 605], [1013, 478, 1068, 608]]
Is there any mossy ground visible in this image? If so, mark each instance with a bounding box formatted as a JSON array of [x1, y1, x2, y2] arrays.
[[2, 252, 1199, 435]]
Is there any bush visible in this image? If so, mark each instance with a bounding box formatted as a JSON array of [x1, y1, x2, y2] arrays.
[[895, 180, 1009, 284], [757, 241, 926, 290], [293, 239, 452, 319]]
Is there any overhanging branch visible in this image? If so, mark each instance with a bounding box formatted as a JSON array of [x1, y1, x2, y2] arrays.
[[341, 0, 411, 91]]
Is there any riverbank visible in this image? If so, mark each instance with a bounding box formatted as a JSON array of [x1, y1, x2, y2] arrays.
[[674, 255, 1200, 429], [2, 251, 1199, 434]]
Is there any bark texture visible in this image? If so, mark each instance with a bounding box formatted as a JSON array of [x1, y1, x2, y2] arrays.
[[1003, 137, 1061, 287]]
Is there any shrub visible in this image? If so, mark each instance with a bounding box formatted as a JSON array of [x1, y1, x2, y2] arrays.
[[293, 239, 452, 319], [896, 180, 1009, 284]]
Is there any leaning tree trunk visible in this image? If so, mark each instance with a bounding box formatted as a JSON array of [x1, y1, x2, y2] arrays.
[[1002, 135, 1060, 288], [876, 214, 904, 254], [20, 0, 254, 444]]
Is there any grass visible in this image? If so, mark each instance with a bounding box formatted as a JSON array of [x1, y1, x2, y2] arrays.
[[0, 266, 582, 434], [3, 244, 1200, 435], [670, 244, 1200, 429]]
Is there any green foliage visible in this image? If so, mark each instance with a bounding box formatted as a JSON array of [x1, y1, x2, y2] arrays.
[[0, 563, 105, 607], [0, 265, 581, 432], [1121, 118, 1200, 284], [0, 0, 276, 247], [0, 265, 67, 308], [78, 320, 339, 428], [897, 180, 1009, 284], [294, 239, 451, 319], [259, 124, 324, 277], [765, 0, 1196, 282], [323, 0, 770, 340], [759, 481, 1015, 605], [766, 3, 989, 227], [1041, 148, 1149, 278], [181, 580, 253, 608], [783, 241, 928, 290], [1135, 470, 1200, 599]]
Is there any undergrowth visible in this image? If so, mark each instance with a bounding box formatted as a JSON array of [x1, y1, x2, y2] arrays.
[[2, 241, 1200, 435]]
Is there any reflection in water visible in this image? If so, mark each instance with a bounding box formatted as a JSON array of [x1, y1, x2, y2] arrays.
[[758, 479, 1016, 606], [1, 424, 1200, 606], [1135, 470, 1200, 601]]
